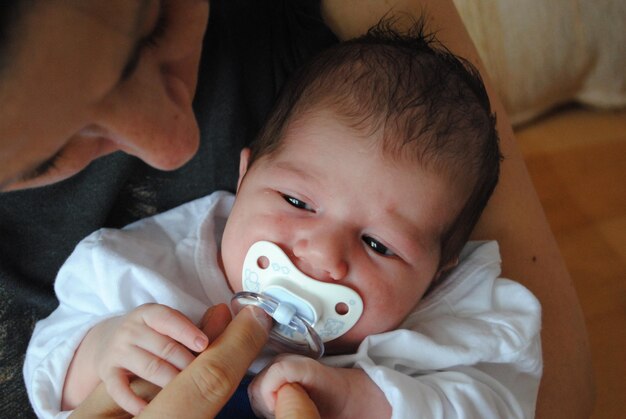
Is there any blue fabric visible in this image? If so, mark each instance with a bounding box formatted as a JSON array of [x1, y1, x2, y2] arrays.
[[216, 375, 257, 418]]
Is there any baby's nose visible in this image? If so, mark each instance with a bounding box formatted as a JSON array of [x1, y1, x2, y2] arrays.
[[292, 238, 349, 282]]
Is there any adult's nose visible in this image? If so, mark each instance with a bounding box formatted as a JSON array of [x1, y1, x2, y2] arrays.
[[88, 0, 208, 170], [93, 93, 200, 170], [90, 61, 201, 170]]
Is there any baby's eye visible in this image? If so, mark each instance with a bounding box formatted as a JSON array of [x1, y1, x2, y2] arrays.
[[282, 194, 314, 211], [362, 236, 396, 256]]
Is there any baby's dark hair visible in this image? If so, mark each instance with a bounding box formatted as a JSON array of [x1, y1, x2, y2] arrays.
[[249, 19, 501, 270]]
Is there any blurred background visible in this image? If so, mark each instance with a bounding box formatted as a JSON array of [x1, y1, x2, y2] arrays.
[[453, 1, 625, 417]]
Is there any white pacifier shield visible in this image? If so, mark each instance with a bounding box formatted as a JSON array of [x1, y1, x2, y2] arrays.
[[242, 241, 363, 342]]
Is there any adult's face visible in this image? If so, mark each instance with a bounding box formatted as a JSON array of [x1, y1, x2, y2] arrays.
[[0, 0, 209, 190]]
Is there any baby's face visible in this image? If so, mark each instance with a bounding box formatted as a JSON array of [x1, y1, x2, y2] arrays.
[[221, 111, 464, 352]]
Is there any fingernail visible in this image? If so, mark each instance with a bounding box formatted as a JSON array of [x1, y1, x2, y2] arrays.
[[247, 305, 273, 331], [195, 334, 209, 351]]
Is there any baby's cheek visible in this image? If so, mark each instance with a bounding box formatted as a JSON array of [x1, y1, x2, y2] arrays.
[[264, 214, 298, 238], [362, 294, 414, 331], [325, 310, 397, 353], [226, 274, 243, 293], [218, 246, 245, 293]]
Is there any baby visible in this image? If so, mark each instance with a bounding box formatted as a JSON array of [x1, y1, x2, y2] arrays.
[[25, 22, 542, 419]]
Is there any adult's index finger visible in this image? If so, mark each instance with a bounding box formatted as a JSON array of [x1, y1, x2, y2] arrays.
[[137, 306, 272, 418], [276, 383, 321, 419]]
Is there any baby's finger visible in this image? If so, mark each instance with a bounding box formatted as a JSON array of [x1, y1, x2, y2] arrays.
[[141, 304, 208, 352], [251, 355, 318, 412], [123, 346, 181, 388], [104, 371, 147, 416], [137, 329, 196, 371]]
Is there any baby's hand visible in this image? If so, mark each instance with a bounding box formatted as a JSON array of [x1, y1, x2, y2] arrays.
[[89, 303, 208, 415], [249, 354, 391, 419]]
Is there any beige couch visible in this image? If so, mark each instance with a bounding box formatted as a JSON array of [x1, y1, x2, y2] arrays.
[[454, 0, 626, 126]]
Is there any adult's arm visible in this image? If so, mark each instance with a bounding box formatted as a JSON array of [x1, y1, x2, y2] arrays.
[[320, 1, 594, 418]]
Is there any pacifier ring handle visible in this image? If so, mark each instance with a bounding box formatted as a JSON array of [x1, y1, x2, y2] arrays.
[[231, 291, 325, 359]]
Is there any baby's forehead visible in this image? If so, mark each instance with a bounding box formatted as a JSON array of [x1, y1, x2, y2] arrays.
[[284, 108, 473, 190]]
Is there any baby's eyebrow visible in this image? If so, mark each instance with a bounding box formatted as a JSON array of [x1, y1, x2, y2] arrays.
[[273, 161, 320, 186], [274, 161, 308, 176], [384, 222, 426, 259], [379, 205, 442, 259]]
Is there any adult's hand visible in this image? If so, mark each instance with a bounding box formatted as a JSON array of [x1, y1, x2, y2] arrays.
[[70, 304, 271, 419], [274, 383, 321, 419], [70, 304, 320, 419]]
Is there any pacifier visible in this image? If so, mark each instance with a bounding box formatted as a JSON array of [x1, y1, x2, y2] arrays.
[[231, 241, 363, 359]]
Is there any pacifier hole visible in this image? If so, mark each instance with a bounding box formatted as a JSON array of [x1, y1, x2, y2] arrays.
[[335, 302, 349, 315], [257, 256, 269, 269]]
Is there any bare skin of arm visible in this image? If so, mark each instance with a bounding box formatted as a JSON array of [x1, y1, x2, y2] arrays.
[[321, 1, 595, 418]]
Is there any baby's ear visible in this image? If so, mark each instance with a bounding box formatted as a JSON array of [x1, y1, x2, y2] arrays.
[[237, 148, 252, 191]]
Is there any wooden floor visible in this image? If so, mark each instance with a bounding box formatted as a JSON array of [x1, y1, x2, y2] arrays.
[[515, 105, 626, 419]]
